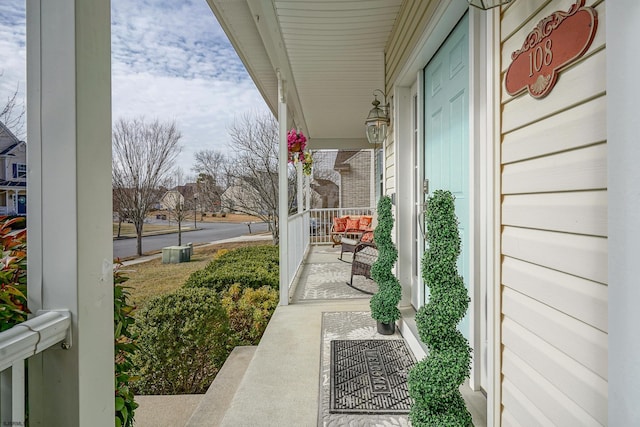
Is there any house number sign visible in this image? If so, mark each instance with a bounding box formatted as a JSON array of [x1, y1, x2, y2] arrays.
[[505, 0, 598, 99]]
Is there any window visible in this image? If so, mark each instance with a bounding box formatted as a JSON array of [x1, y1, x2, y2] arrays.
[[13, 163, 26, 179]]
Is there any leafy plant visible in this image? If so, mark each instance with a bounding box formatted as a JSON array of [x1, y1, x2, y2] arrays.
[[114, 263, 139, 427], [221, 283, 279, 346], [0, 216, 28, 331], [184, 245, 279, 292], [131, 287, 234, 395], [369, 195, 401, 324], [408, 190, 472, 426]]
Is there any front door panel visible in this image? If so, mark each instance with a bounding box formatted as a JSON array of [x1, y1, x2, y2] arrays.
[[424, 13, 470, 340]]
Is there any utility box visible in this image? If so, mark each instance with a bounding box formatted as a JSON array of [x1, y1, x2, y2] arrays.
[[162, 246, 191, 264]]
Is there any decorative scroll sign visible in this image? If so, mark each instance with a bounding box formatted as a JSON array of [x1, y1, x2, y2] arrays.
[[505, 0, 598, 99]]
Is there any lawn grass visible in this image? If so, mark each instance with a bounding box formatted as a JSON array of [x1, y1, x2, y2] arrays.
[[120, 240, 272, 311]]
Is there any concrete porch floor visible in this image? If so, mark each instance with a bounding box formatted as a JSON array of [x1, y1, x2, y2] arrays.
[[136, 245, 487, 426]]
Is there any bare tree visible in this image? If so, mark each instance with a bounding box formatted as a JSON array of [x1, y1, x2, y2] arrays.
[[1, 71, 25, 139], [222, 112, 296, 244], [192, 149, 227, 214], [164, 168, 196, 246], [112, 117, 182, 256]]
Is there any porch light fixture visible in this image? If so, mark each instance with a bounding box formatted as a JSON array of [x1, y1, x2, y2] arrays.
[[364, 90, 390, 145], [467, 0, 513, 10]]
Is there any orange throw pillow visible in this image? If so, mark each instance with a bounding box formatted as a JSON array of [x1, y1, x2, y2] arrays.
[[359, 215, 373, 230], [361, 231, 374, 243], [333, 216, 347, 232], [346, 218, 360, 231]]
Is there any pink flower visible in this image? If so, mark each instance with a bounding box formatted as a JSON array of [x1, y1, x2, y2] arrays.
[[287, 128, 307, 152]]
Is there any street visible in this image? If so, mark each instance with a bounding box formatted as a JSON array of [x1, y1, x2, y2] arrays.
[[113, 221, 270, 259]]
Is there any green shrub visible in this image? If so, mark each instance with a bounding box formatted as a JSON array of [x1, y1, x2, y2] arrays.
[[114, 264, 138, 427], [131, 287, 234, 395], [184, 245, 279, 293], [370, 196, 401, 324], [221, 283, 279, 346], [0, 216, 28, 331], [408, 190, 472, 426]]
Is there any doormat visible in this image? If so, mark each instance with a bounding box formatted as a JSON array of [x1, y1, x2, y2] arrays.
[[330, 339, 415, 414]]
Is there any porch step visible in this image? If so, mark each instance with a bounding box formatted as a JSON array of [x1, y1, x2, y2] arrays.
[[134, 394, 203, 427], [186, 345, 257, 426]]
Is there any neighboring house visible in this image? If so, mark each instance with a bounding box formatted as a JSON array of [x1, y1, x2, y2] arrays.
[[310, 178, 339, 209], [221, 181, 260, 215], [310, 149, 373, 209], [221, 173, 280, 216], [333, 150, 373, 208], [0, 121, 26, 216], [159, 183, 197, 211]]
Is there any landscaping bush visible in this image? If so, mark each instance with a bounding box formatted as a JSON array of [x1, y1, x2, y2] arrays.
[[114, 264, 138, 427], [221, 283, 279, 346], [0, 216, 28, 331], [184, 245, 279, 293], [408, 190, 472, 426], [131, 287, 234, 395]]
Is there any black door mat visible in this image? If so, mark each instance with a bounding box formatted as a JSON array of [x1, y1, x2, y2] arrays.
[[330, 339, 416, 414]]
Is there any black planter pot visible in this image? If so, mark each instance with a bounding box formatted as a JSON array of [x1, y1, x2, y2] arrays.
[[377, 321, 395, 335]]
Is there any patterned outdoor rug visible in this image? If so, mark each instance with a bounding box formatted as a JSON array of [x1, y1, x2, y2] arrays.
[[318, 311, 413, 427], [294, 262, 377, 301], [330, 340, 415, 414]]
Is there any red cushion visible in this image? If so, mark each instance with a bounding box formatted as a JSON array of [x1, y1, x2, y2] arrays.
[[359, 215, 373, 230], [346, 218, 360, 231], [333, 217, 347, 232], [361, 231, 374, 243]]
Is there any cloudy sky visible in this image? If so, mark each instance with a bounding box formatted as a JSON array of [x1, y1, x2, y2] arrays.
[[0, 0, 269, 176]]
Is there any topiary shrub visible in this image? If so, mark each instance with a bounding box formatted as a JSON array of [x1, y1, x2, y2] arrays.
[[221, 283, 279, 346], [408, 190, 472, 426], [184, 245, 279, 293], [369, 195, 401, 326], [131, 287, 234, 395], [114, 263, 138, 427]]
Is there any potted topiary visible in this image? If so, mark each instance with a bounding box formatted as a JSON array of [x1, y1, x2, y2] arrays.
[[408, 190, 472, 426], [369, 195, 402, 335]]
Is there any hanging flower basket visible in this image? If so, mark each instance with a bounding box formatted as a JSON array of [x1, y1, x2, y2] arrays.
[[287, 128, 307, 164], [302, 151, 313, 176]]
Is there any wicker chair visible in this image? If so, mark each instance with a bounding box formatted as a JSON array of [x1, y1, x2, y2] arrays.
[[339, 229, 374, 261], [347, 244, 378, 294]]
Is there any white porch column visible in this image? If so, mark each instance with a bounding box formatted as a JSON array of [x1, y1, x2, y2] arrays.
[[305, 170, 311, 211], [26, 1, 114, 425], [297, 161, 303, 213], [278, 71, 289, 306], [608, 1, 640, 425]]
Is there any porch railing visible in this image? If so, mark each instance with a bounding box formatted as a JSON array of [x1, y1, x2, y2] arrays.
[[286, 211, 310, 288], [0, 310, 71, 424], [309, 207, 375, 245]]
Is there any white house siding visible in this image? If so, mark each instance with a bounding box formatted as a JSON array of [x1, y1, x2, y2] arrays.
[[500, 1, 607, 425]]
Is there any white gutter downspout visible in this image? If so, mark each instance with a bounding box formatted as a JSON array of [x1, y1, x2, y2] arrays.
[[278, 70, 289, 306]]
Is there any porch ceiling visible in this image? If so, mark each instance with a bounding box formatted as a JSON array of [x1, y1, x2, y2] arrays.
[[207, 0, 403, 149]]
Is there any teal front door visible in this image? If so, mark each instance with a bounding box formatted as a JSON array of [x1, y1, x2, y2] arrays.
[[424, 13, 470, 340]]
